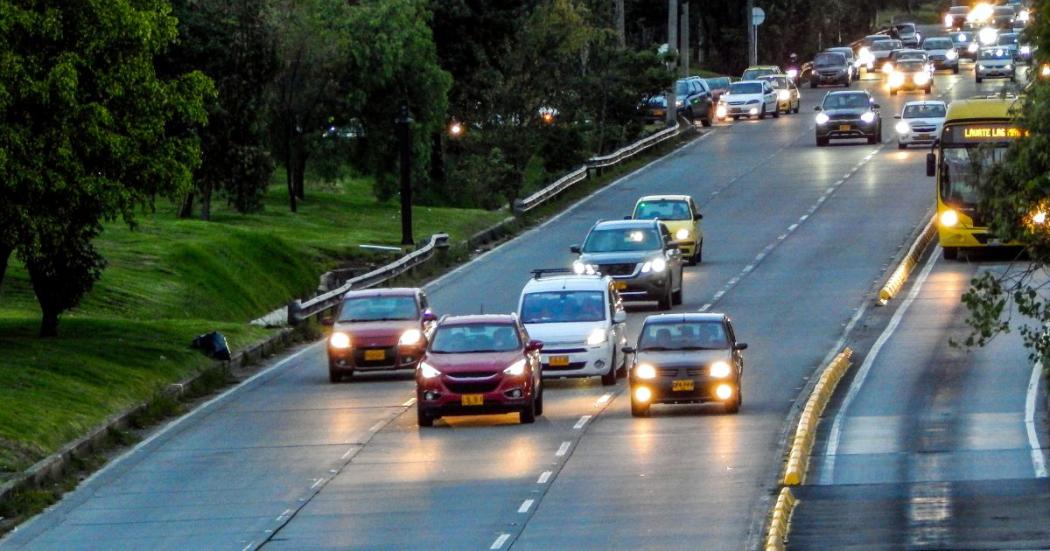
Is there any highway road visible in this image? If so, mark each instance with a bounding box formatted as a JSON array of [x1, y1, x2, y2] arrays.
[[1, 49, 1007, 550], [791, 252, 1050, 549]]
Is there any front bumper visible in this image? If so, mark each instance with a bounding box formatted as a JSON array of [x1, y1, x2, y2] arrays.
[[417, 373, 535, 417], [612, 271, 670, 301], [813, 72, 848, 84], [540, 340, 613, 378], [328, 344, 423, 373], [816, 120, 877, 139], [930, 58, 959, 70], [898, 131, 938, 145], [722, 104, 763, 117], [938, 226, 1019, 248], [630, 374, 738, 405], [976, 66, 1014, 78]]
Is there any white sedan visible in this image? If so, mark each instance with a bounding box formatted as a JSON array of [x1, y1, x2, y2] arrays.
[[894, 100, 947, 149], [715, 80, 779, 121]]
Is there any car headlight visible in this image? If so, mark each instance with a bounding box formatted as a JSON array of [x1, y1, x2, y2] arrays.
[[1019, 9, 1029, 22], [978, 64, 987, 70], [675, 228, 691, 240], [889, 72, 905, 87], [1042, 65, 1050, 78], [914, 72, 930, 85], [675, 99, 682, 107], [1004, 63, 1013, 70], [399, 328, 423, 346], [1021, 46, 1031, 55], [778, 89, 791, 101], [586, 328, 608, 347], [979, 27, 997, 45], [958, 33, 967, 42], [709, 361, 732, 378], [1032, 211, 1047, 225], [968, 43, 979, 53], [716, 104, 727, 118], [786, 68, 798, 79], [636, 363, 657, 380], [945, 14, 954, 27], [330, 332, 351, 349], [860, 111, 876, 123], [747, 99, 760, 104], [419, 361, 442, 379], [503, 358, 527, 376], [815, 112, 830, 125], [896, 121, 911, 134], [940, 209, 959, 227], [946, 49, 958, 60], [650, 257, 667, 272], [882, 62, 894, 74]]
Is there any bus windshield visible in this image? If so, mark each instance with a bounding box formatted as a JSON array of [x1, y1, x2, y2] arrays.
[[940, 144, 1009, 207]]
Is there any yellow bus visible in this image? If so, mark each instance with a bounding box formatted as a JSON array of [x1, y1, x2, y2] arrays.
[[927, 96, 1023, 259]]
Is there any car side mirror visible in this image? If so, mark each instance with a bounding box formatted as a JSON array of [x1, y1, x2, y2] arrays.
[[422, 310, 437, 323], [873, 103, 881, 109], [814, 106, 822, 111], [894, 115, 901, 119], [621, 345, 636, 355], [613, 310, 627, 324], [570, 245, 581, 254], [694, 213, 704, 220], [321, 318, 334, 327], [623, 215, 632, 220], [526, 339, 544, 352], [734, 342, 749, 351], [926, 152, 936, 177]]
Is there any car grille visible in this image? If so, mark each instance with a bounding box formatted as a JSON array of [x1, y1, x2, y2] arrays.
[[445, 379, 500, 394], [829, 113, 860, 121], [911, 125, 937, 133], [544, 347, 587, 354], [544, 361, 587, 371], [354, 346, 397, 367], [929, 55, 946, 61], [655, 367, 707, 377], [451, 371, 500, 378], [599, 263, 638, 276]]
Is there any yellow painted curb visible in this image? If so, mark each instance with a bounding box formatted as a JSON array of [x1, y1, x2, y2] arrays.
[[765, 487, 798, 551], [782, 348, 853, 486], [878, 215, 936, 304]]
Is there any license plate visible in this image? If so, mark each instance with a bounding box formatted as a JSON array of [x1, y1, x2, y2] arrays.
[[838, 124, 851, 131], [461, 394, 484, 406], [613, 281, 628, 291], [653, 109, 665, 117], [364, 349, 386, 361], [917, 134, 932, 140], [549, 355, 570, 367], [672, 380, 695, 392]]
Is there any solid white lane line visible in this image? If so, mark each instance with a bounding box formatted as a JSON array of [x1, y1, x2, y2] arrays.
[[402, 398, 417, 407], [242, 543, 255, 551], [310, 478, 325, 490], [699, 303, 712, 312], [1025, 361, 1049, 478], [821, 248, 940, 484], [574, 415, 592, 429], [556, 441, 571, 457], [369, 421, 385, 433], [537, 471, 553, 484], [491, 534, 511, 549], [341, 447, 355, 460], [275, 508, 292, 521], [596, 393, 612, 406], [518, 499, 534, 513]]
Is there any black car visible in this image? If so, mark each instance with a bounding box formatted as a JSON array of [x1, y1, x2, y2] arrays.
[[893, 22, 921, 48], [993, 6, 1015, 29], [814, 91, 882, 146], [944, 5, 969, 30], [810, 51, 852, 88], [623, 313, 747, 416]]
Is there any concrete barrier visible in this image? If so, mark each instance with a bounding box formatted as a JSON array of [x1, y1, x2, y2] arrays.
[[783, 348, 853, 486], [878, 215, 937, 305], [765, 487, 798, 551]]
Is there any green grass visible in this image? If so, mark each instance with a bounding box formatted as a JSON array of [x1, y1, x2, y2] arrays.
[[0, 175, 506, 475]]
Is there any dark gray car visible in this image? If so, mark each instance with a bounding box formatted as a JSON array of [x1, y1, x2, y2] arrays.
[[814, 90, 882, 146], [623, 313, 747, 416], [810, 51, 852, 88], [571, 219, 684, 310]]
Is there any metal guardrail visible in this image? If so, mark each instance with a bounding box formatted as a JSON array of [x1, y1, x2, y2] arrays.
[[287, 233, 450, 324], [513, 120, 686, 214]]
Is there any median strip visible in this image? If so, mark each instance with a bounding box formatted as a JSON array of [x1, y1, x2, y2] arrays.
[[783, 348, 854, 486], [764, 487, 798, 551], [878, 214, 937, 305]]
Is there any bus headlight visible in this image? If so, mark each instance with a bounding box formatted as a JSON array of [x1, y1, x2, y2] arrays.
[[896, 121, 911, 134], [815, 112, 830, 125], [330, 332, 352, 349], [940, 209, 960, 227], [636, 363, 657, 380]]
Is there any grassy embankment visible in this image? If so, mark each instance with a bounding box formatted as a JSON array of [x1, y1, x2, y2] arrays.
[[0, 176, 506, 477]]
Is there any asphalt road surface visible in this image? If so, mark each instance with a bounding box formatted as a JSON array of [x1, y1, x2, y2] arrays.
[[2, 54, 1007, 550]]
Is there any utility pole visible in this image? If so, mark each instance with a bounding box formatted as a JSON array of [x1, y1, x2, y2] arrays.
[[396, 102, 414, 246], [615, 0, 625, 48], [746, 0, 756, 66], [666, 0, 679, 126], [682, 2, 690, 76]]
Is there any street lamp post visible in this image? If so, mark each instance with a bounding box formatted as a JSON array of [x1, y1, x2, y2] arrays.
[[396, 102, 414, 247]]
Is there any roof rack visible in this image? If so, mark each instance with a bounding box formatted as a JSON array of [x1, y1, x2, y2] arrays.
[[530, 268, 600, 279]]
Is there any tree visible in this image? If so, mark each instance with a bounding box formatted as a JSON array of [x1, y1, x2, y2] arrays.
[[164, 0, 278, 220], [960, 0, 1050, 363], [0, 1, 211, 336]]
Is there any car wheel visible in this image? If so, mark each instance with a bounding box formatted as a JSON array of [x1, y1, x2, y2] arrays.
[[725, 386, 741, 414], [417, 405, 435, 427], [520, 398, 537, 424], [810, 80, 817, 89], [733, 115, 740, 121], [328, 369, 341, 383], [758, 105, 766, 119], [694, 239, 703, 264], [793, 101, 800, 114], [534, 385, 544, 416], [898, 141, 907, 150], [701, 116, 712, 128], [816, 136, 828, 147], [943, 246, 959, 260], [601, 349, 617, 386], [953, 65, 959, 74], [772, 105, 781, 118], [685, 107, 696, 122], [867, 133, 878, 145], [876, 124, 883, 143], [672, 285, 683, 306], [657, 285, 672, 311], [631, 394, 651, 417], [976, 76, 983, 83]]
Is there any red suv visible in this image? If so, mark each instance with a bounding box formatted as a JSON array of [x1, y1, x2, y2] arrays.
[[325, 288, 436, 382], [416, 314, 543, 427]]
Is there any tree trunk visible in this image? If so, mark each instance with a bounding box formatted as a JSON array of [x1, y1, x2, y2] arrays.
[[178, 192, 195, 219], [293, 145, 307, 201], [0, 242, 11, 292], [39, 306, 59, 337], [285, 124, 297, 213], [200, 181, 212, 221]]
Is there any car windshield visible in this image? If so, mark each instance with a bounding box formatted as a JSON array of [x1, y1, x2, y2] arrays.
[[521, 291, 605, 324], [897, 52, 925, 61], [949, 6, 968, 14], [582, 227, 662, 253], [871, 41, 896, 51], [979, 48, 1010, 60], [728, 82, 762, 94], [940, 144, 1009, 207], [763, 76, 789, 88], [997, 35, 1018, 45], [338, 295, 417, 322], [704, 77, 730, 90], [814, 53, 845, 67], [827, 48, 853, 59], [741, 68, 775, 80], [430, 323, 520, 353], [638, 321, 729, 351], [994, 7, 1014, 15], [823, 93, 870, 109], [924, 39, 953, 50], [903, 104, 947, 118], [674, 80, 693, 95], [898, 60, 925, 72], [895, 24, 915, 34], [634, 199, 691, 221]]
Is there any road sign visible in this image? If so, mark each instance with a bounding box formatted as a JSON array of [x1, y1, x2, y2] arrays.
[[752, 7, 765, 26]]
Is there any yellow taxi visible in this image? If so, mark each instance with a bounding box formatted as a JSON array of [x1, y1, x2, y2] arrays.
[[630, 195, 704, 265]]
